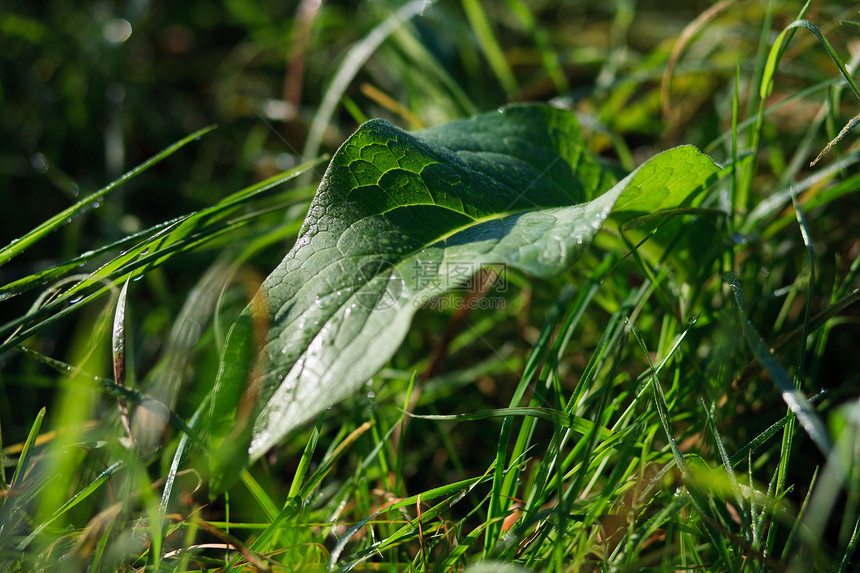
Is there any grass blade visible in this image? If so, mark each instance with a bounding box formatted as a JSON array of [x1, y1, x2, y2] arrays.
[[405, 407, 613, 440], [631, 322, 736, 572], [112, 277, 132, 441], [0, 125, 215, 270], [461, 0, 518, 94], [6, 408, 46, 500], [0, 160, 319, 355], [17, 346, 200, 442], [723, 272, 831, 456], [17, 460, 125, 550], [302, 0, 428, 169]]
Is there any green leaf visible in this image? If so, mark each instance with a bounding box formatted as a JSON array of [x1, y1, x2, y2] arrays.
[[609, 145, 723, 217], [210, 104, 721, 488]]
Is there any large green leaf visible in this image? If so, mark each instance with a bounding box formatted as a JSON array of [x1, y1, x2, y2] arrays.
[[209, 105, 721, 489]]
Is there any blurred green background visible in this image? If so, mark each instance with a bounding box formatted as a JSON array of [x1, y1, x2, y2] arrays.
[[0, 0, 734, 239]]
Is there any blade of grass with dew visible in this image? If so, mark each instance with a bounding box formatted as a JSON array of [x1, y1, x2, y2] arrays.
[[286, 412, 326, 504], [727, 391, 826, 468], [723, 272, 831, 456], [225, 421, 376, 569], [779, 466, 819, 563], [483, 286, 571, 554], [329, 468, 492, 571], [508, 321, 628, 563], [338, 469, 496, 569], [527, 287, 643, 542], [17, 346, 200, 442], [774, 46, 858, 188], [758, 1, 817, 102], [744, 152, 860, 234], [728, 289, 860, 395], [406, 408, 613, 440], [156, 396, 209, 550], [792, 192, 816, 384], [511, 297, 639, 557], [773, 288, 860, 355], [761, 19, 860, 165], [705, 77, 838, 154], [0, 204, 310, 356], [631, 322, 736, 571], [739, 0, 814, 221], [839, 516, 860, 573], [4, 407, 46, 502], [732, 62, 741, 230], [16, 460, 125, 551], [2, 158, 320, 310], [439, 517, 498, 571], [318, 414, 414, 554], [0, 215, 185, 302], [238, 475, 279, 530], [0, 409, 47, 560], [112, 277, 132, 441], [0, 126, 215, 270], [761, 159, 860, 238], [556, 334, 629, 564], [0, 161, 320, 354], [798, 435, 851, 562], [506, 0, 569, 94], [64, 159, 320, 293], [745, 0, 776, 119], [260, 412, 327, 551], [702, 399, 747, 521]]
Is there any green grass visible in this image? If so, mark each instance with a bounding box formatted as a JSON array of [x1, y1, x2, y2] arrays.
[[2, 0, 860, 571]]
